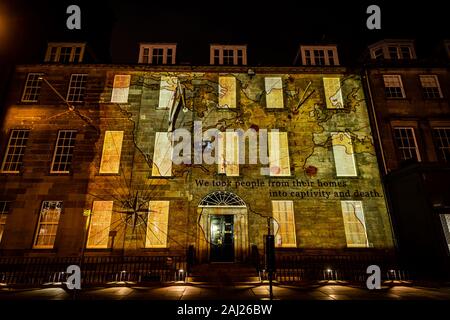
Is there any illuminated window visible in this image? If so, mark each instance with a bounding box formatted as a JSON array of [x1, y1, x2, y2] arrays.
[[383, 75, 405, 98], [45, 43, 85, 63], [158, 76, 178, 109], [217, 131, 239, 176], [341, 201, 369, 248], [393, 127, 421, 161], [268, 131, 290, 176], [265, 77, 284, 109], [22, 73, 44, 102], [218, 76, 237, 108], [210, 45, 247, 65], [152, 132, 173, 177], [272, 201, 296, 248], [419, 75, 443, 99], [51, 130, 77, 173], [138, 44, 176, 64], [33, 201, 62, 249], [87, 201, 113, 249], [111, 75, 131, 103], [433, 128, 450, 162], [1, 129, 30, 173], [0, 201, 10, 244], [99, 131, 124, 174], [440, 213, 450, 253], [331, 132, 357, 177], [66, 74, 87, 102], [145, 201, 169, 248], [300, 46, 339, 66], [323, 77, 344, 109]]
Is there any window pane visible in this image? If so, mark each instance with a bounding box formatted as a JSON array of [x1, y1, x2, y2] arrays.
[[87, 201, 113, 249], [152, 132, 173, 177], [1, 130, 30, 173], [22, 73, 44, 102], [158, 76, 178, 109], [272, 200, 296, 247], [0, 201, 11, 244], [265, 77, 284, 109], [111, 75, 131, 103], [433, 128, 450, 162], [341, 201, 368, 248], [269, 131, 290, 176], [393, 127, 420, 161], [34, 201, 62, 248], [51, 130, 77, 173], [218, 76, 237, 108], [383, 75, 405, 98], [323, 77, 344, 108], [332, 132, 357, 177], [145, 201, 169, 248], [99, 131, 124, 174]]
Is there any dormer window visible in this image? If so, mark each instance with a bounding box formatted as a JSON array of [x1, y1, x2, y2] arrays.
[[45, 43, 85, 63], [369, 40, 416, 61], [139, 43, 176, 65], [299, 45, 339, 66], [210, 45, 247, 66]]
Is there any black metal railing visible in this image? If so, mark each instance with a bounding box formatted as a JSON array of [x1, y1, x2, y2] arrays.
[[258, 253, 410, 284], [0, 255, 186, 287]]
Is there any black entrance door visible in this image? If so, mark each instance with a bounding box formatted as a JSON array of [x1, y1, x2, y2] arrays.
[[210, 215, 234, 262]]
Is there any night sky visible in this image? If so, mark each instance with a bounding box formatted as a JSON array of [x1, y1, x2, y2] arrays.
[[0, 0, 449, 65]]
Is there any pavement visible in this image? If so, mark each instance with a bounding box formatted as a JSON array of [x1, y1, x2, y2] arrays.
[[1, 281, 450, 300]]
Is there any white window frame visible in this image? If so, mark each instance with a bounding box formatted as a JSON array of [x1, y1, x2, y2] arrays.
[[383, 75, 406, 98], [1, 129, 30, 173], [341, 201, 369, 248], [419, 75, 443, 99], [45, 43, 85, 63], [86, 201, 113, 249], [21, 73, 44, 102], [300, 46, 339, 66], [369, 43, 416, 60], [272, 200, 296, 248], [50, 130, 77, 174], [0, 201, 10, 244], [33, 201, 63, 249], [145, 201, 170, 248], [393, 127, 421, 162], [66, 74, 88, 103], [138, 44, 176, 64], [111, 75, 131, 103], [210, 45, 247, 65]]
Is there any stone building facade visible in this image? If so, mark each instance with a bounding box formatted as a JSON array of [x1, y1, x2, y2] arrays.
[[0, 44, 394, 266]]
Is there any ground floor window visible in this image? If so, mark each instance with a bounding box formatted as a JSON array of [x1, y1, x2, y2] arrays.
[[0, 201, 10, 244], [33, 201, 62, 249], [440, 214, 450, 253], [271, 200, 296, 247], [87, 201, 113, 249], [340, 201, 369, 248], [145, 201, 169, 248]]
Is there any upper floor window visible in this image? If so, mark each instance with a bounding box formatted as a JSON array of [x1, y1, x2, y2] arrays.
[[50, 130, 77, 174], [393, 127, 421, 162], [1, 129, 30, 173], [432, 128, 450, 162], [419, 75, 443, 99], [369, 41, 416, 60], [22, 73, 44, 102], [139, 44, 176, 65], [383, 75, 405, 98], [45, 43, 85, 63], [111, 75, 131, 103], [210, 45, 247, 66], [66, 74, 88, 102], [300, 45, 339, 66]]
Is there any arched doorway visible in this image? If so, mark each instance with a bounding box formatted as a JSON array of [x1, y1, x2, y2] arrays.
[[197, 191, 249, 263]]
